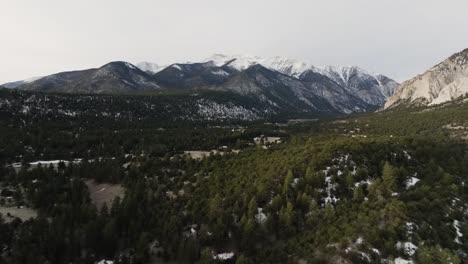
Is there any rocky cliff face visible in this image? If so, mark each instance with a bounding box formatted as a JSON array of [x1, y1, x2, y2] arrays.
[[385, 48, 468, 108]]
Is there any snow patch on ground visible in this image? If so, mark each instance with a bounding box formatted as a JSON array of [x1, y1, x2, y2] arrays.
[[97, 260, 114, 264], [394, 258, 414, 264], [354, 179, 372, 187], [211, 69, 230, 76], [454, 220, 463, 244], [320, 154, 358, 205], [172, 64, 182, 70], [405, 176, 420, 189], [403, 150, 411, 160], [124, 62, 136, 69], [195, 99, 261, 121], [356, 237, 363, 244], [396, 241, 418, 256], [255, 208, 267, 224], [406, 222, 417, 236], [213, 252, 235, 260]]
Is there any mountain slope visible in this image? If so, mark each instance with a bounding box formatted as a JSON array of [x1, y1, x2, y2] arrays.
[[385, 48, 468, 108], [0, 89, 277, 123], [299, 69, 374, 114], [153, 62, 237, 89], [2, 76, 42, 89], [318, 66, 399, 106], [6, 55, 399, 115], [204, 54, 398, 106], [217, 64, 374, 114], [18, 62, 161, 94]]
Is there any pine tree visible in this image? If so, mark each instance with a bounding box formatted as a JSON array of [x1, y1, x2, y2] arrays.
[[382, 161, 397, 196], [282, 170, 294, 196], [247, 198, 257, 219], [353, 187, 364, 202]]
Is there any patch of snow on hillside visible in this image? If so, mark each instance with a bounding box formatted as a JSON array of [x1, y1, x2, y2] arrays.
[[321, 154, 357, 205], [406, 222, 416, 236], [97, 260, 113, 264], [195, 99, 260, 121], [356, 237, 363, 244], [21, 105, 30, 114], [403, 150, 411, 160], [395, 258, 414, 264], [405, 176, 420, 189], [124, 62, 136, 69], [211, 69, 230, 76], [213, 252, 235, 260], [23, 76, 43, 83], [396, 241, 418, 256], [454, 220, 463, 244], [255, 208, 267, 224], [172, 64, 182, 71], [354, 179, 372, 187]]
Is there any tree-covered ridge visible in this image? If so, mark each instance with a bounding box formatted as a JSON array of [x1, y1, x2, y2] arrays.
[[1, 135, 467, 263], [0, 89, 293, 164], [288, 95, 468, 140], [0, 89, 280, 124]]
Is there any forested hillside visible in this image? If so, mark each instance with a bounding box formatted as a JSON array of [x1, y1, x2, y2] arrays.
[[1, 91, 468, 264]]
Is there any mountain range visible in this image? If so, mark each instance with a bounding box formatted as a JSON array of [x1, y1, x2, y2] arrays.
[[1, 55, 399, 115]]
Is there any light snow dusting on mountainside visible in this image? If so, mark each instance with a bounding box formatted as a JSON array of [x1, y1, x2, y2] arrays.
[[0, 92, 273, 123], [1, 76, 43, 89], [318, 65, 399, 105], [194, 99, 261, 121], [124, 62, 137, 69], [210, 69, 229, 76]]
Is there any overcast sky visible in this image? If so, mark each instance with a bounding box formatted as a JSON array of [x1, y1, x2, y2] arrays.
[[1, 0, 468, 84]]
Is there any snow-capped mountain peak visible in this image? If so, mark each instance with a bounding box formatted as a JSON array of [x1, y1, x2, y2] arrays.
[[203, 54, 391, 88], [205, 54, 263, 70], [318, 65, 378, 85], [261, 56, 317, 77], [204, 54, 314, 76], [314, 65, 398, 104], [136, 61, 167, 74]]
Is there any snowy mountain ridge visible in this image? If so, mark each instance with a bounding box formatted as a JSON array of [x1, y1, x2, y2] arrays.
[[137, 54, 391, 87], [203, 54, 386, 83], [1, 55, 399, 115], [202, 54, 398, 105]]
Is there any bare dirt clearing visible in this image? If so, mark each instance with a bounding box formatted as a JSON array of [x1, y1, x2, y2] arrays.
[[0, 206, 37, 223], [85, 180, 125, 210]]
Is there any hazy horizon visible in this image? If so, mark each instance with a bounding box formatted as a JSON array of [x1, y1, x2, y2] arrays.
[[1, 0, 468, 84]]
